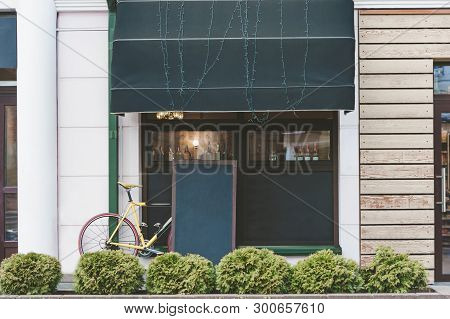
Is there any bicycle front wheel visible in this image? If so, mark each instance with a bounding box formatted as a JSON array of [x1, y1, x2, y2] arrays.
[[78, 213, 139, 256]]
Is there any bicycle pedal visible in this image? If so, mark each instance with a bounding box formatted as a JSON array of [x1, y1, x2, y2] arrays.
[[140, 223, 148, 228], [146, 248, 164, 255]]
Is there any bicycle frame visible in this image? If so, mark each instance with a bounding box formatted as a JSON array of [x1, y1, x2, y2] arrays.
[[107, 201, 172, 250]]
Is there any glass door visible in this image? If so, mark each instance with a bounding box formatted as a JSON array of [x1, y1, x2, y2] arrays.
[[0, 92, 17, 261], [435, 97, 450, 281]]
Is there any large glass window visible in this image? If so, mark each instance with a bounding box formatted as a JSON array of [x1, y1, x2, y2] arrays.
[[141, 112, 337, 249], [3, 105, 17, 243]]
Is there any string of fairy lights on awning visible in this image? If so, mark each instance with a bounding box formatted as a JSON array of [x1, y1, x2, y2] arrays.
[[110, 0, 355, 116]]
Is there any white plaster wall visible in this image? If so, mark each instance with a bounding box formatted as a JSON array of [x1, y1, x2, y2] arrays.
[[337, 10, 360, 263], [56, 11, 109, 273], [0, 0, 15, 10], [118, 113, 141, 212]]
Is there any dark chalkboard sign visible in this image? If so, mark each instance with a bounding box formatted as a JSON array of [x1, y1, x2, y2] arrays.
[[172, 161, 236, 263]]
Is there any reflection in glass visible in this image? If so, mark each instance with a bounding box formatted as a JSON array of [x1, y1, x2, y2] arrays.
[[5, 105, 17, 186], [145, 130, 235, 165], [441, 114, 450, 274], [5, 193, 17, 241], [247, 130, 330, 162]]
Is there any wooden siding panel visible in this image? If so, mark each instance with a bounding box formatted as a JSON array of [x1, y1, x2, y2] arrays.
[[359, 14, 450, 29], [360, 150, 434, 164], [361, 254, 434, 269], [360, 59, 432, 74], [360, 29, 450, 44], [361, 225, 434, 239], [361, 210, 434, 225], [360, 135, 433, 149], [360, 104, 433, 119], [360, 74, 433, 89], [360, 119, 433, 133], [360, 89, 433, 103], [361, 240, 434, 254], [360, 195, 434, 210], [360, 165, 434, 179], [360, 44, 450, 59], [360, 179, 433, 194]]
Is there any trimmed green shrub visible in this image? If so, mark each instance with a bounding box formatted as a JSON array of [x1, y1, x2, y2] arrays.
[[74, 250, 145, 295], [0, 253, 62, 295], [146, 252, 215, 294], [291, 250, 363, 294], [362, 246, 427, 293], [216, 247, 292, 294]]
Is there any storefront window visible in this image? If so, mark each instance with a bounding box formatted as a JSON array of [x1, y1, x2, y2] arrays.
[[434, 63, 450, 94], [141, 112, 337, 249]]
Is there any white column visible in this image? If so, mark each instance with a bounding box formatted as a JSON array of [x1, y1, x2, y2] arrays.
[[16, 0, 58, 257], [338, 9, 360, 263]]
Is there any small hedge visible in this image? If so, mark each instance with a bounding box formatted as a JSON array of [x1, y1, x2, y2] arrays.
[[291, 250, 363, 294], [362, 246, 427, 293], [74, 250, 145, 295], [0, 253, 62, 295], [216, 247, 291, 294], [146, 253, 215, 294]]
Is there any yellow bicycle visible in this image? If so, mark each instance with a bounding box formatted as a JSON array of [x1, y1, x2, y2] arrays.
[[78, 182, 172, 256]]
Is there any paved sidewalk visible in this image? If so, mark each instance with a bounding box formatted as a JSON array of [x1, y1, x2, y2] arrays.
[[432, 283, 450, 296]]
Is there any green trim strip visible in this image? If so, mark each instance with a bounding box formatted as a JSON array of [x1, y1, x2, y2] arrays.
[[239, 245, 342, 256], [108, 11, 118, 215]]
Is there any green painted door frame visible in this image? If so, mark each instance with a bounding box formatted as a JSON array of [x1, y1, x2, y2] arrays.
[[108, 9, 118, 214]]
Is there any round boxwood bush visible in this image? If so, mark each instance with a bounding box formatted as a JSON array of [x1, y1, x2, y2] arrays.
[[74, 250, 145, 295], [146, 252, 215, 294], [362, 246, 427, 293], [216, 247, 292, 294], [291, 250, 363, 294], [0, 252, 62, 295]]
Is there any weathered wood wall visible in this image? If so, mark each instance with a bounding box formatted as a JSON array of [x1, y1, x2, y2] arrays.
[[358, 10, 448, 283]]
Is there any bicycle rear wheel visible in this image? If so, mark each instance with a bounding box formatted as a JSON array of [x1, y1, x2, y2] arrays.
[[78, 213, 139, 256]]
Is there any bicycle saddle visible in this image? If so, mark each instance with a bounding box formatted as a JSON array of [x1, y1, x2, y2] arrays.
[[117, 182, 142, 190]]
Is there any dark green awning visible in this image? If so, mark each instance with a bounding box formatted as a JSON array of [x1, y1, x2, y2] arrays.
[[0, 14, 16, 69], [111, 0, 355, 113]]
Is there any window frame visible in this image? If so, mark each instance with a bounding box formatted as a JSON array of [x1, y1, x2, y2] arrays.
[[140, 112, 340, 254]]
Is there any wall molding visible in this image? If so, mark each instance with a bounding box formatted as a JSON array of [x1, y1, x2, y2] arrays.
[[54, 1, 107, 12], [354, 1, 450, 9]]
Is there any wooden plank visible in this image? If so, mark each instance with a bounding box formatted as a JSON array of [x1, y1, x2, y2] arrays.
[[360, 44, 450, 59], [360, 89, 432, 103], [360, 135, 433, 149], [361, 240, 434, 254], [360, 119, 433, 134], [361, 150, 434, 164], [360, 165, 434, 179], [360, 59, 433, 75], [360, 195, 434, 209], [360, 29, 450, 44], [361, 254, 434, 269], [360, 74, 433, 89], [360, 104, 433, 119], [360, 179, 433, 194], [360, 14, 450, 29], [361, 210, 434, 225], [361, 225, 434, 239], [361, 9, 450, 15]]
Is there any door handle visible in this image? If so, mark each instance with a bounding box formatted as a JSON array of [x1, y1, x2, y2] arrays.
[[437, 167, 447, 213]]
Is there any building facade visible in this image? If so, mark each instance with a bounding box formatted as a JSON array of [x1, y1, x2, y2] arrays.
[[0, 0, 449, 283]]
